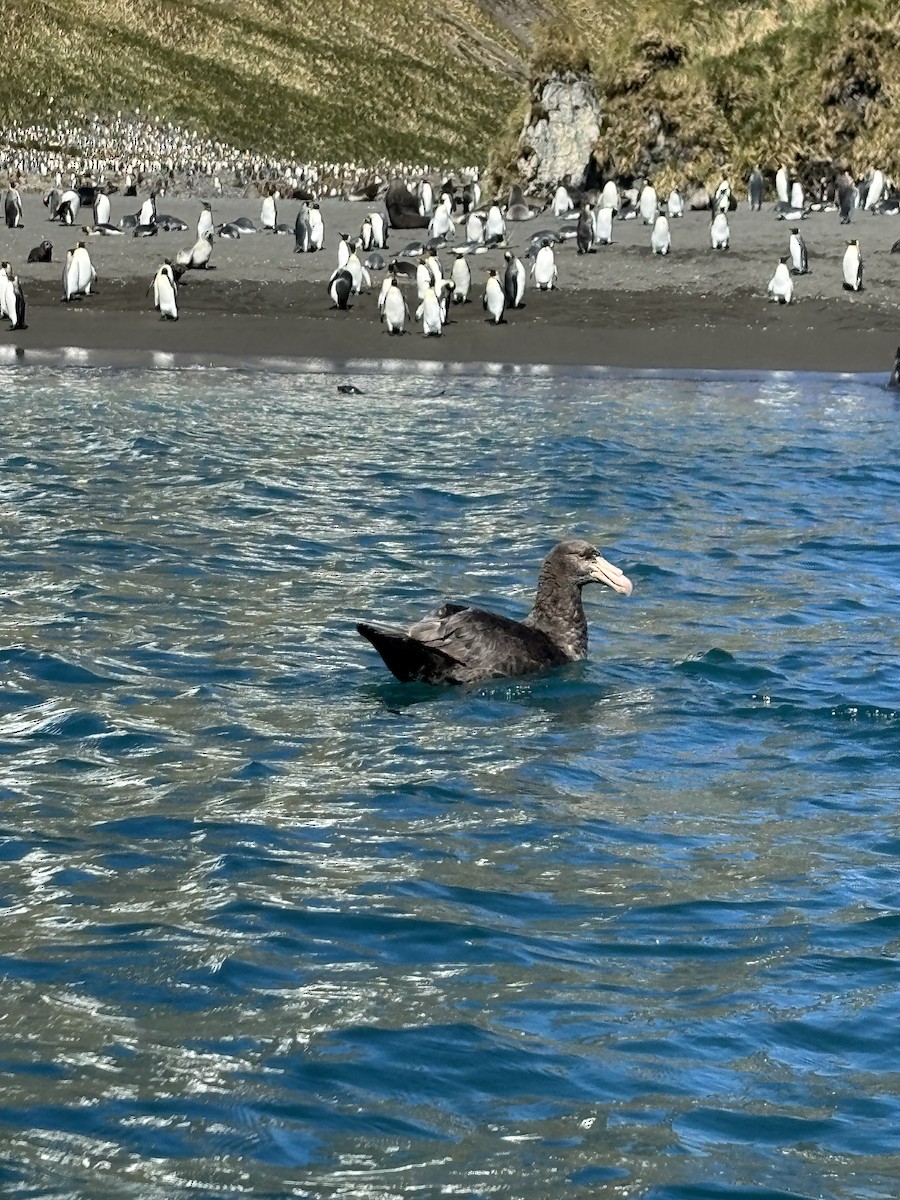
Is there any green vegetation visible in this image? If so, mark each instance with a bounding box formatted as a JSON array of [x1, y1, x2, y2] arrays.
[[4, 0, 900, 178], [2, 0, 525, 163], [501, 0, 900, 187]]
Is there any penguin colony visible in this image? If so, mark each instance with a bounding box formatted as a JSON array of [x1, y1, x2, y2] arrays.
[[1, 152, 900, 379]]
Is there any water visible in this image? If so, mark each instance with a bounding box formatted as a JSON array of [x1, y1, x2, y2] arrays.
[[0, 363, 898, 1200]]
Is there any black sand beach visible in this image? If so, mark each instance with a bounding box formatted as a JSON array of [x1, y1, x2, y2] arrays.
[[3, 195, 899, 373]]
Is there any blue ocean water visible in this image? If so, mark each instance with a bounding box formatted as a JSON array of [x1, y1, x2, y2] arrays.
[[0, 362, 897, 1199]]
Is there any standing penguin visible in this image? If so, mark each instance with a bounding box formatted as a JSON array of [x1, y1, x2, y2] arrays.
[[790, 179, 804, 211], [710, 212, 730, 250], [552, 185, 573, 217], [451, 250, 471, 304], [336, 233, 352, 270], [197, 201, 214, 240], [93, 191, 111, 227], [600, 179, 619, 213], [308, 202, 324, 251], [0, 262, 12, 319], [176, 232, 213, 270], [531, 242, 558, 290], [837, 174, 856, 225], [714, 176, 732, 213], [465, 211, 485, 245], [576, 204, 593, 254], [429, 201, 454, 241], [368, 210, 387, 249], [639, 182, 658, 225], [344, 247, 371, 294], [503, 250, 526, 309], [842, 239, 863, 291], [56, 189, 80, 225], [328, 268, 353, 309], [9, 275, 26, 330], [152, 261, 178, 320], [260, 188, 277, 231], [767, 257, 794, 304], [775, 166, 790, 205], [788, 227, 808, 275], [294, 204, 311, 252], [483, 269, 505, 324], [748, 167, 764, 211], [485, 204, 506, 244], [667, 189, 683, 218], [360, 216, 373, 251], [423, 250, 444, 293], [651, 214, 671, 255], [593, 206, 613, 245], [864, 168, 885, 213], [43, 187, 61, 220], [416, 285, 443, 335], [138, 192, 157, 228], [62, 241, 96, 301], [415, 256, 433, 301], [4, 187, 24, 228], [381, 276, 408, 334]]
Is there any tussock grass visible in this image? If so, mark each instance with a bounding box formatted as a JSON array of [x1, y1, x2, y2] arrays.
[[493, 0, 900, 189], [5, 0, 900, 177], [2, 0, 524, 162]]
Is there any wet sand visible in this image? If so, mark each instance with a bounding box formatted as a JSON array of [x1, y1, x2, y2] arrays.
[[3, 194, 900, 373]]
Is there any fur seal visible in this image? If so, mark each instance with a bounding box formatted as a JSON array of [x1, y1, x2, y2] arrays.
[[27, 240, 53, 263], [385, 179, 428, 230]]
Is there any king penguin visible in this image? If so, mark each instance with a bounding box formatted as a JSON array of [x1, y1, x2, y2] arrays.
[[451, 251, 471, 304], [650, 214, 671, 255], [93, 191, 111, 227], [152, 261, 178, 320], [639, 182, 657, 225], [483, 268, 505, 324], [531, 242, 558, 290], [4, 187, 23, 228], [576, 204, 593, 254], [788, 227, 808, 275], [710, 212, 730, 250], [593, 206, 613, 245], [62, 241, 96, 301], [9, 275, 26, 330], [767, 257, 793, 304], [748, 167, 764, 211], [197, 201, 214, 240], [329, 268, 353, 309], [416, 285, 443, 335], [381, 276, 408, 334], [842, 239, 863, 291], [503, 250, 526, 308]]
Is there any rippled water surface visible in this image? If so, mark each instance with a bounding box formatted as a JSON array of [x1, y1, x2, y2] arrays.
[[0, 364, 898, 1199]]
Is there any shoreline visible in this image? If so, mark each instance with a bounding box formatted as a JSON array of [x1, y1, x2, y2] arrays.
[[6, 290, 899, 376], [2, 197, 900, 377]]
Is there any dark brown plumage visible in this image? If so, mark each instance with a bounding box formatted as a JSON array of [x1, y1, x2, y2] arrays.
[[357, 539, 633, 685]]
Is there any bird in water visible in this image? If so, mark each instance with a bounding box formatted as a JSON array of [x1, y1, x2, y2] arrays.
[[356, 539, 633, 685]]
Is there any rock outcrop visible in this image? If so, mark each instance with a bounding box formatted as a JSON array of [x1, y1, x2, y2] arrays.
[[515, 71, 602, 190]]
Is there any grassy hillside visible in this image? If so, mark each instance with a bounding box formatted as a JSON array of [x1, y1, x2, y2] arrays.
[[3, 0, 532, 164], [4, 0, 900, 179], [495, 0, 900, 187]]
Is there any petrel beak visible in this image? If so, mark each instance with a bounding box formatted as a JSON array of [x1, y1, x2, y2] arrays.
[[591, 554, 633, 595]]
